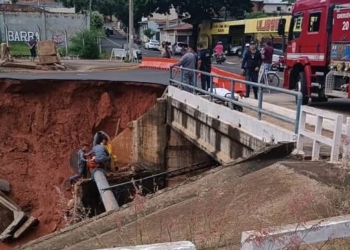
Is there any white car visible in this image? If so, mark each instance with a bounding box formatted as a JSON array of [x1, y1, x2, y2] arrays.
[[145, 40, 160, 50]]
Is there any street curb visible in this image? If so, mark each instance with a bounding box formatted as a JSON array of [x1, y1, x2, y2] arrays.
[[88, 65, 140, 72]]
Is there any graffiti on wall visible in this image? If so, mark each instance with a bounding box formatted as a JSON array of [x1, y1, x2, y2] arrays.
[[52, 34, 66, 44], [7, 31, 40, 42]]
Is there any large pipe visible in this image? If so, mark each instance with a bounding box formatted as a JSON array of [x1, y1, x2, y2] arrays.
[[92, 169, 119, 211]]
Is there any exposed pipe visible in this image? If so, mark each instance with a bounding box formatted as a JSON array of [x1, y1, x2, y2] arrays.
[[92, 169, 119, 211]]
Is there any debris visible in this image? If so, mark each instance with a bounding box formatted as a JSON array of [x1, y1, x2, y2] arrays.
[[0, 179, 10, 193], [36, 41, 66, 70], [13, 217, 39, 239], [0, 191, 39, 242]]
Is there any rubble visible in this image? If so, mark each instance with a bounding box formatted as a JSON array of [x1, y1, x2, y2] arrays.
[[37, 40, 66, 70], [0, 40, 67, 71], [0, 191, 38, 242]]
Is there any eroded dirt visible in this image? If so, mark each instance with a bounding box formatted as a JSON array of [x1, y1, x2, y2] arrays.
[[0, 79, 165, 249], [16, 159, 350, 250]]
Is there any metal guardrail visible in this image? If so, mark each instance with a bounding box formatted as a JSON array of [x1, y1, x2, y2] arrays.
[[169, 66, 303, 134]]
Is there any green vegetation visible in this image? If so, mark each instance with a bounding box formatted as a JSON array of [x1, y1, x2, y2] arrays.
[[9, 42, 30, 56], [91, 11, 104, 31], [143, 28, 155, 39], [57, 0, 252, 46], [69, 29, 101, 59], [245, 11, 268, 19]]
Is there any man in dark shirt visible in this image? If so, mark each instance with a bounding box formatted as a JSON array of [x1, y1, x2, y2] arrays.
[[197, 43, 212, 91], [27, 36, 37, 62], [68, 143, 89, 184], [261, 41, 274, 71], [241, 41, 262, 99]]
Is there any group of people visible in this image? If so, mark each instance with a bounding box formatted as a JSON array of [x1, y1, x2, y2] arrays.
[[67, 131, 113, 188], [171, 41, 225, 92], [171, 40, 274, 98]]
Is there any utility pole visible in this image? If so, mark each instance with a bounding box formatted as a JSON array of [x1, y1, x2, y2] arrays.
[[88, 0, 92, 29], [128, 0, 134, 62]]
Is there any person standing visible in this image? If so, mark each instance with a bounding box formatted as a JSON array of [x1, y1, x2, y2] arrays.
[[27, 36, 38, 62], [197, 43, 212, 91], [241, 41, 262, 99], [172, 45, 197, 89], [261, 41, 274, 71]]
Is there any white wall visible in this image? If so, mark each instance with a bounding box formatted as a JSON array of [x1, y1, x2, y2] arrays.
[[263, 4, 292, 13]]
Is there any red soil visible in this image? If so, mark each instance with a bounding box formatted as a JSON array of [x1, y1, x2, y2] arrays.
[[0, 79, 164, 249]]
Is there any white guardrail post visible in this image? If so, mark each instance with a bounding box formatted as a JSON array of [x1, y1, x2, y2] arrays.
[[110, 48, 126, 61]]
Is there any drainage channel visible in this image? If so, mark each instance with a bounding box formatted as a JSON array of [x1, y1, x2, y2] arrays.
[[75, 160, 219, 218]]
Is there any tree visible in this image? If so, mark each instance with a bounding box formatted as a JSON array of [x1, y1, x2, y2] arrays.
[[143, 28, 155, 39], [91, 11, 104, 30], [113, 0, 169, 29], [117, 0, 252, 48], [69, 29, 101, 59], [169, 0, 252, 48]]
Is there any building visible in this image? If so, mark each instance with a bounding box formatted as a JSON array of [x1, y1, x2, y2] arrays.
[[160, 23, 192, 45], [138, 7, 178, 42], [251, 0, 292, 14]]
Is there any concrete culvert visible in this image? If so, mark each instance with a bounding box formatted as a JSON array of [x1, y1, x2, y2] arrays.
[[0, 79, 165, 249]]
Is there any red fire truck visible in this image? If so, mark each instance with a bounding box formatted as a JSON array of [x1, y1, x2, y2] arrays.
[[282, 0, 350, 105]]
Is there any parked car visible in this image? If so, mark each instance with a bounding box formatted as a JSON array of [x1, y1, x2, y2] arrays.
[[123, 43, 142, 60], [229, 45, 243, 57], [145, 40, 160, 50], [172, 42, 188, 55]]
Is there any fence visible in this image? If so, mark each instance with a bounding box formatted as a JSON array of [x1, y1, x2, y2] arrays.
[[0, 10, 89, 57], [296, 106, 343, 162], [169, 66, 303, 134]]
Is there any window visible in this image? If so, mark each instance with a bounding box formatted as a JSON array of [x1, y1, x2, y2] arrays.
[[309, 12, 321, 32], [288, 13, 303, 40]]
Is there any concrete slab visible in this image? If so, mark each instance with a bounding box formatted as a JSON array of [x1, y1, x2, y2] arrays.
[[168, 86, 295, 144], [96, 241, 196, 250]]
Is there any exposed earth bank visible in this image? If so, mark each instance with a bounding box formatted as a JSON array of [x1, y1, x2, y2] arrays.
[[0, 79, 165, 249]]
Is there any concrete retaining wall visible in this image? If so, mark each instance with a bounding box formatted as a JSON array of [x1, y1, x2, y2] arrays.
[[168, 86, 295, 144], [111, 98, 168, 171], [0, 8, 88, 45], [167, 86, 294, 164]]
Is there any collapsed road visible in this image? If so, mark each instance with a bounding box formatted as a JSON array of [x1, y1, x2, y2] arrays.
[[0, 79, 165, 249]]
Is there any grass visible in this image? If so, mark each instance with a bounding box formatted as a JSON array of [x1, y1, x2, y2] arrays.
[[8, 41, 31, 56]]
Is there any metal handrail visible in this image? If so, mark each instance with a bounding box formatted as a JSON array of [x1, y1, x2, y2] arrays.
[[169, 66, 303, 134]]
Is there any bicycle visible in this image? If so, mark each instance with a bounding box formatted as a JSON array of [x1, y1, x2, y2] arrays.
[[258, 65, 280, 88]]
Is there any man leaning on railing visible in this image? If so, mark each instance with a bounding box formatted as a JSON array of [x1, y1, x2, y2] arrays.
[[171, 45, 197, 90]]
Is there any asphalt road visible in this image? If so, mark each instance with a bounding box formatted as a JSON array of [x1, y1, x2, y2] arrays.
[[101, 32, 284, 81], [0, 69, 170, 85]]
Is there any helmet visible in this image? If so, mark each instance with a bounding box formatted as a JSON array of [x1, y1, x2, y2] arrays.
[[217, 41, 222, 44]]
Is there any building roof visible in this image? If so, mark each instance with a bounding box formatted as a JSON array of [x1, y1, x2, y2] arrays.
[[0, 3, 47, 12], [164, 23, 192, 31]]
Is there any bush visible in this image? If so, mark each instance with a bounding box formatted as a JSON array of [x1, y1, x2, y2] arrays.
[[91, 11, 104, 31], [69, 29, 101, 59]]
